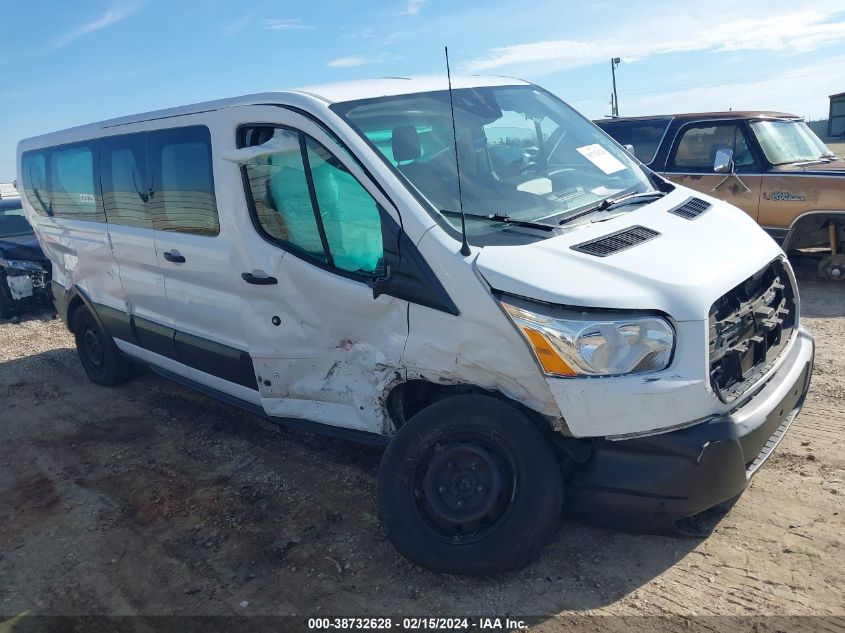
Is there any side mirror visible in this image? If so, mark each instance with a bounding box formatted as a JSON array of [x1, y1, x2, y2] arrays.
[[714, 148, 734, 173], [623, 144, 635, 156]]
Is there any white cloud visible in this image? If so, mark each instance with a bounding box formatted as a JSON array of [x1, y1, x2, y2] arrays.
[[262, 18, 313, 31], [327, 56, 368, 68], [462, 9, 845, 74], [56, 1, 140, 48], [623, 56, 845, 119], [223, 12, 252, 37], [400, 0, 426, 16], [566, 55, 845, 119], [327, 52, 401, 68]]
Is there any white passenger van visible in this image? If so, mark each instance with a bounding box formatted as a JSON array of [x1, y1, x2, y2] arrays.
[[17, 76, 814, 574]]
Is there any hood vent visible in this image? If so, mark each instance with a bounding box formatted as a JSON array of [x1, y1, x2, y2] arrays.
[[669, 197, 711, 220], [571, 226, 660, 257]]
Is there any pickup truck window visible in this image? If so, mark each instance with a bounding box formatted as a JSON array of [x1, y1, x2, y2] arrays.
[[595, 118, 671, 164], [669, 123, 755, 172], [750, 119, 834, 165]]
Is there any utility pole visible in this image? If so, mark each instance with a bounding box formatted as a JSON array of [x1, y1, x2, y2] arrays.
[[610, 57, 621, 117]]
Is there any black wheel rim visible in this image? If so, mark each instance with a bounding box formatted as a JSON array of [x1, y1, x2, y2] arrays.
[[413, 432, 516, 543], [83, 327, 105, 369]]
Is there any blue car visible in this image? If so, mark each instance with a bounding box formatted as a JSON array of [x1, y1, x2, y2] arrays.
[[0, 197, 52, 318]]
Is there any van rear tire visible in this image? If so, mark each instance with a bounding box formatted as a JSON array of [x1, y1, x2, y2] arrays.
[[377, 394, 563, 574], [72, 306, 134, 386]]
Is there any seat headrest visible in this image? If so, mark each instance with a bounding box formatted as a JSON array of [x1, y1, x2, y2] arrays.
[[392, 126, 421, 163]]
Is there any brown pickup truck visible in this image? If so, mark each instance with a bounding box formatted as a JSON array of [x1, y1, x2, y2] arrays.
[[596, 112, 845, 280]]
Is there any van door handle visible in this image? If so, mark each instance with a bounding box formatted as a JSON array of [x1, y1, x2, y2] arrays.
[[163, 250, 186, 263], [242, 271, 278, 285]]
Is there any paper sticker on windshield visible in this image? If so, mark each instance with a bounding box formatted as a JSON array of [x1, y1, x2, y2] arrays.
[[576, 144, 626, 174]]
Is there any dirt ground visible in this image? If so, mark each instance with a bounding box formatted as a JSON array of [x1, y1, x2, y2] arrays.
[[0, 256, 843, 632]]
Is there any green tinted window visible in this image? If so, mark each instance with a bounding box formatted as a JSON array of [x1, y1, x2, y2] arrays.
[[241, 127, 384, 276], [245, 128, 327, 262], [305, 137, 383, 274]]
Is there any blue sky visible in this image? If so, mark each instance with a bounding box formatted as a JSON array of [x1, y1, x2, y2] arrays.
[[2, 0, 845, 180]]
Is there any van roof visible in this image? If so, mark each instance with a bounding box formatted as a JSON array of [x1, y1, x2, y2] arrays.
[[595, 111, 800, 123], [291, 74, 529, 103], [19, 75, 529, 148]]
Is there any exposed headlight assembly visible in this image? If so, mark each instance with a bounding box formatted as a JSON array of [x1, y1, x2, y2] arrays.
[[500, 296, 675, 377]]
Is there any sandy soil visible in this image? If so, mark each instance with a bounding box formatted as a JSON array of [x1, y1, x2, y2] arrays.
[[0, 257, 842, 631]]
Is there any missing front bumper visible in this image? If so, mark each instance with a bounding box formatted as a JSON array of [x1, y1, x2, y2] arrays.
[[565, 328, 814, 530]]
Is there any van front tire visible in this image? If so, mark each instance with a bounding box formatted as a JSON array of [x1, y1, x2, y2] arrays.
[[72, 306, 134, 386], [377, 394, 563, 574]]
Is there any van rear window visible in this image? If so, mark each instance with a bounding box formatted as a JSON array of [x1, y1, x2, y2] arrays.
[[20, 151, 49, 216], [49, 143, 104, 221]]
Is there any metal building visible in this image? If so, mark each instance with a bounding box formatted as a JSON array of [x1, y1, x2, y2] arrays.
[[830, 92, 845, 138]]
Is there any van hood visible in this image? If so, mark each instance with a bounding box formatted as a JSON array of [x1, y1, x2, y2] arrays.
[[474, 189, 784, 321]]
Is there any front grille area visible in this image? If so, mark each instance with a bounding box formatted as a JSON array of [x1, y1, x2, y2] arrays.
[[709, 259, 796, 403]]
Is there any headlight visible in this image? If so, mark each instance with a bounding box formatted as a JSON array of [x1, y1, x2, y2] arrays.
[[500, 296, 675, 377], [0, 258, 44, 273]]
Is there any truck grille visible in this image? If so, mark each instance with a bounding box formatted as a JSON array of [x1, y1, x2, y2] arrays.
[[709, 259, 796, 403]]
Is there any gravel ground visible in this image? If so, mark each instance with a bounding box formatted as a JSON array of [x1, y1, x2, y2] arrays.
[[0, 256, 842, 632]]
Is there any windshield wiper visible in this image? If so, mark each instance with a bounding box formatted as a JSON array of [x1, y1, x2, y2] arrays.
[[440, 209, 556, 231], [558, 191, 666, 225]]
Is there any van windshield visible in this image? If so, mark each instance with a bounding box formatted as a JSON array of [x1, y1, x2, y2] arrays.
[[332, 85, 654, 238], [750, 119, 835, 165]]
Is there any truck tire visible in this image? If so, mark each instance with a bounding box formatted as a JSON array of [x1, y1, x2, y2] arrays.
[[377, 394, 563, 574], [0, 270, 15, 319], [72, 306, 134, 386]]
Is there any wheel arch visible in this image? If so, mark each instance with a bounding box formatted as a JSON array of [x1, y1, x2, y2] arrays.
[[385, 379, 591, 464], [782, 210, 845, 252], [64, 285, 105, 334]]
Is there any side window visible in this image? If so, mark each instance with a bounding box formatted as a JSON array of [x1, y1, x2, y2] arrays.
[[241, 126, 385, 276], [20, 151, 49, 216], [670, 123, 756, 172], [303, 136, 384, 274], [148, 126, 219, 236], [597, 119, 672, 164], [49, 143, 104, 221], [101, 133, 152, 228], [248, 128, 327, 262]]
